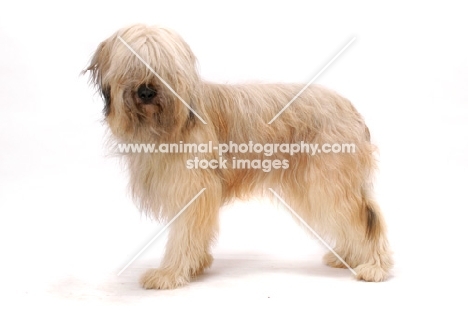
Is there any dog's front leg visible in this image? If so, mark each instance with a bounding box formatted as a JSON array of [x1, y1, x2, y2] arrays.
[[140, 189, 220, 289]]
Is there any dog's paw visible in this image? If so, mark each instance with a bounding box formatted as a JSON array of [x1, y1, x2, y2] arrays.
[[354, 263, 389, 282], [140, 268, 189, 290], [323, 251, 348, 268]]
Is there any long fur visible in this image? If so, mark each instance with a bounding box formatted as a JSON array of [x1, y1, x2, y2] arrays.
[[86, 24, 393, 289]]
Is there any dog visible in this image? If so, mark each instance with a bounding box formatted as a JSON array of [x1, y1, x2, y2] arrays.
[[86, 24, 393, 289]]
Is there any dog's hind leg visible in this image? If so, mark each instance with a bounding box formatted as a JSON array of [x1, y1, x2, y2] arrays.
[[277, 164, 393, 282], [352, 187, 393, 281], [322, 185, 394, 282]]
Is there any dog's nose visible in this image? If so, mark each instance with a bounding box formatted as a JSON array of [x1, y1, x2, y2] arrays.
[[137, 85, 156, 101]]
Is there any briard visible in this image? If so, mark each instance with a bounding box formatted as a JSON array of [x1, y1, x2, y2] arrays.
[[86, 24, 393, 289]]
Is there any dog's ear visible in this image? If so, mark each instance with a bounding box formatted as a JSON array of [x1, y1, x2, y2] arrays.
[[83, 40, 112, 116], [83, 39, 110, 87]]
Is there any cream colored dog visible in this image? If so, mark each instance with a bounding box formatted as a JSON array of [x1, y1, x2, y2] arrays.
[[86, 24, 393, 289]]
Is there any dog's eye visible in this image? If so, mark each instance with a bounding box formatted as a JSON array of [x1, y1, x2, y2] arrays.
[[102, 86, 111, 116]]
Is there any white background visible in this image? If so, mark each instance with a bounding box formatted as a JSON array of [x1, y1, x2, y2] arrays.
[[1, 0, 467, 309]]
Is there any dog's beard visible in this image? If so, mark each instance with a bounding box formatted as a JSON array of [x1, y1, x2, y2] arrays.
[[101, 81, 196, 143]]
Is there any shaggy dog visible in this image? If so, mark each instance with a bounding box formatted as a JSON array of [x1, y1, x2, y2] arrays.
[[86, 24, 393, 289]]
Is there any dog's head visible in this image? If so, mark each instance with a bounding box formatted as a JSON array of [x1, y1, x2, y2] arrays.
[[86, 24, 201, 141]]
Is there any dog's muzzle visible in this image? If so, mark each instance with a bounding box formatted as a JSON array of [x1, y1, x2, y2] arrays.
[[137, 85, 157, 104]]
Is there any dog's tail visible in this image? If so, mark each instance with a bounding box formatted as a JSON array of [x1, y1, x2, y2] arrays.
[[361, 125, 383, 240], [362, 188, 383, 240]]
